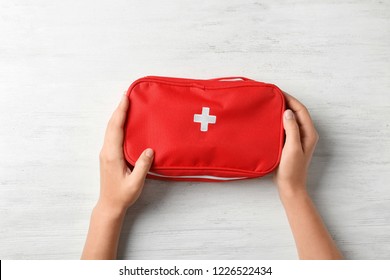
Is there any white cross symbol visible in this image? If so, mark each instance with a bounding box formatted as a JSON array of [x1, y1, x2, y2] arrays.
[[193, 107, 217, 132]]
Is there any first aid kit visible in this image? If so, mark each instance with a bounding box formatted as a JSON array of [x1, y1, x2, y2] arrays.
[[123, 76, 285, 182]]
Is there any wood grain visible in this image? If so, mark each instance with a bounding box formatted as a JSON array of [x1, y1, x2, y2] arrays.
[[0, 0, 389, 259]]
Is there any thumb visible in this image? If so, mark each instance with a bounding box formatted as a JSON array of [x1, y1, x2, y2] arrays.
[[130, 148, 154, 186], [283, 109, 301, 148]]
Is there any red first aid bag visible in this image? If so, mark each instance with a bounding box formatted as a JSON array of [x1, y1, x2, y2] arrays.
[[123, 76, 285, 182]]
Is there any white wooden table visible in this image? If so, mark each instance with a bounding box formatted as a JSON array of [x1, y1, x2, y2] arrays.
[[1, 0, 389, 259]]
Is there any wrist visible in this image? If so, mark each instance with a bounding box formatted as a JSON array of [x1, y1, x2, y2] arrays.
[[94, 200, 127, 221], [278, 184, 309, 203]]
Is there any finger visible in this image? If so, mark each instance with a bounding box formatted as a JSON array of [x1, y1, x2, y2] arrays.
[[283, 92, 314, 127], [108, 94, 129, 132], [102, 95, 129, 158], [283, 92, 318, 152], [129, 148, 154, 186], [283, 109, 302, 150]]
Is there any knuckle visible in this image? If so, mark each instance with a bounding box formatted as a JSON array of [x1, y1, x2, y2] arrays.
[[301, 104, 309, 114], [108, 112, 120, 127], [308, 134, 318, 145], [315, 131, 320, 141], [310, 134, 319, 149], [99, 149, 106, 161], [108, 116, 118, 128], [311, 129, 319, 141], [99, 149, 117, 164]]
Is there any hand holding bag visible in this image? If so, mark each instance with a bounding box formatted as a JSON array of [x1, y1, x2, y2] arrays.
[[123, 76, 285, 182]]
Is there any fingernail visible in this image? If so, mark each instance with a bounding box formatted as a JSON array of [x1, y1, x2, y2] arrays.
[[121, 94, 127, 102], [284, 110, 294, 120], [145, 148, 154, 158]]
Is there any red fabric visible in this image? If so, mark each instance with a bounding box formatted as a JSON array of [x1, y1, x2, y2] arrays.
[[123, 76, 285, 182]]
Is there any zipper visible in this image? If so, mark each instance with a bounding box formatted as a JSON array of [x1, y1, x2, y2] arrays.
[[142, 76, 267, 88], [148, 171, 247, 181]]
